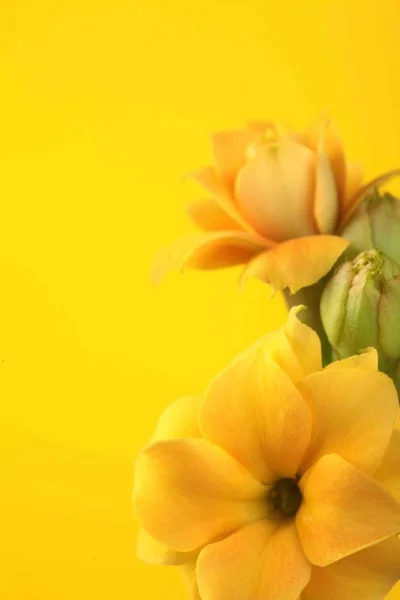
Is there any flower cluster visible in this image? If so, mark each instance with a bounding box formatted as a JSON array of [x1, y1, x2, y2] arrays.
[[135, 118, 400, 600]]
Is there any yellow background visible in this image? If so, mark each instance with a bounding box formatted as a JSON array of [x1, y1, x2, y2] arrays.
[[2, 0, 400, 598]]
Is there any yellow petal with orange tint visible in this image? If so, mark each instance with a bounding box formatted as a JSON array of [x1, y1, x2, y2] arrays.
[[374, 429, 400, 504], [151, 396, 201, 442], [181, 562, 202, 600], [314, 134, 339, 234], [211, 129, 264, 189], [187, 199, 243, 231], [323, 347, 378, 371], [133, 438, 267, 552], [283, 306, 322, 376], [189, 166, 266, 236], [241, 235, 349, 294], [235, 140, 317, 241], [153, 232, 266, 283], [137, 528, 199, 565], [340, 162, 364, 216], [303, 535, 400, 600], [297, 454, 400, 567], [197, 521, 311, 600], [298, 366, 398, 475], [201, 346, 311, 482]]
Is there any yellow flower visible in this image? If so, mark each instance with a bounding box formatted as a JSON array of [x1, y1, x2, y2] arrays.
[[154, 120, 398, 293], [133, 308, 400, 600]]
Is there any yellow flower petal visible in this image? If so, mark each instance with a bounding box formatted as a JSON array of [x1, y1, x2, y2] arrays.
[[375, 429, 400, 503], [181, 562, 202, 600], [151, 396, 201, 442], [323, 347, 378, 371], [303, 536, 400, 600], [201, 345, 312, 482], [283, 306, 322, 377], [235, 140, 317, 241], [189, 166, 266, 236], [152, 232, 266, 283], [211, 129, 264, 189], [137, 528, 199, 565], [187, 199, 243, 231], [197, 521, 311, 600], [340, 162, 364, 216], [133, 438, 267, 552], [241, 235, 349, 294], [296, 454, 400, 567], [298, 366, 398, 475], [314, 133, 339, 234]]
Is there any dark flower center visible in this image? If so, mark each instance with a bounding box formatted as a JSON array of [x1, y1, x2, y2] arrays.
[[268, 477, 302, 517]]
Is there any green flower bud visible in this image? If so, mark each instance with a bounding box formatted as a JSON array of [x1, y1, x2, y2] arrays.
[[342, 191, 400, 264], [321, 250, 400, 376]]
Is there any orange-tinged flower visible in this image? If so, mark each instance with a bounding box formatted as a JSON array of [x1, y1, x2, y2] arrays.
[[133, 308, 400, 600], [154, 120, 399, 293]]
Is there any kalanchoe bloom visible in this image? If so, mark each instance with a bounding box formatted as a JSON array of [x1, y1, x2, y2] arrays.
[[133, 308, 400, 600], [321, 249, 400, 390], [342, 190, 400, 265], [154, 119, 399, 294]]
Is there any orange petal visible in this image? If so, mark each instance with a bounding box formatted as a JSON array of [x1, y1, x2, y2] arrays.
[[133, 438, 267, 552], [181, 562, 202, 600], [314, 132, 339, 234], [235, 140, 317, 241], [304, 535, 400, 600], [211, 129, 264, 189], [137, 528, 199, 565], [297, 454, 400, 567], [301, 120, 346, 201], [189, 166, 268, 237], [338, 169, 400, 231], [151, 396, 201, 442], [298, 364, 398, 475], [201, 343, 312, 482], [152, 232, 266, 283], [187, 199, 243, 231], [374, 429, 400, 504], [241, 235, 349, 294], [341, 162, 364, 215], [197, 520, 311, 600], [283, 306, 322, 377]]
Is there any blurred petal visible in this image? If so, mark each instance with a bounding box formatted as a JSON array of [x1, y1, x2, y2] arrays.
[[187, 199, 243, 231], [189, 166, 266, 235], [211, 129, 264, 188], [301, 120, 346, 201], [314, 133, 339, 234], [375, 429, 400, 503], [151, 396, 201, 442], [137, 529, 199, 565], [297, 454, 400, 567], [153, 232, 266, 283], [303, 536, 400, 600], [341, 162, 364, 215], [324, 347, 378, 371], [181, 562, 202, 600], [298, 365, 398, 474], [241, 235, 349, 294], [284, 306, 322, 377], [339, 169, 400, 230], [134, 438, 267, 552], [201, 342, 312, 482], [197, 521, 311, 600], [235, 140, 317, 241]]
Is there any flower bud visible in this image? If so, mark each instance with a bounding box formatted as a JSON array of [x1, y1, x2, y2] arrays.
[[342, 191, 400, 264], [320, 250, 400, 377]]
